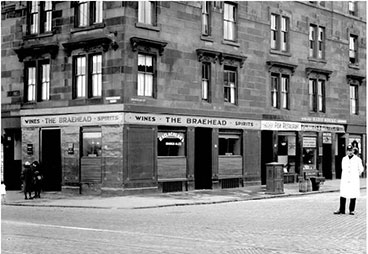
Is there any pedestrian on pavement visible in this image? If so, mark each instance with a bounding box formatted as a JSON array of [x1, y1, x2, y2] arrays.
[[31, 161, 43, 198], [0, 181, 6, 204], [21, 161, 33, 200], [334, 144, 364, 215]]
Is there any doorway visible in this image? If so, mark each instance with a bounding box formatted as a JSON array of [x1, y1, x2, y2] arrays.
[[261, 131, 274, 185], [335, 135, 346, 179], [322, 144, 332, 179], [41, 129, 62, 191], [194, 128, 212, 189]]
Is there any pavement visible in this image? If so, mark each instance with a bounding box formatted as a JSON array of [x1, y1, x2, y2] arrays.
[[1, 178, 366, 209]]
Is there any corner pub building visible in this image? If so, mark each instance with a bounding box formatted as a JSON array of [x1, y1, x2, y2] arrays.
[[1, 1, 366, 194]]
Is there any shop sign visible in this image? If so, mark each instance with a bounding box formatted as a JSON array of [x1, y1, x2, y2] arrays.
[[303, 137, 316, 148], [21, 113, 124, 127], [301, 117, 347, 124], [158, 132, 184, 142], [301, 123, 344, 133], [261, 121, 301, 131], [322, 133, 332, 144], [125, 113, 260, 130]]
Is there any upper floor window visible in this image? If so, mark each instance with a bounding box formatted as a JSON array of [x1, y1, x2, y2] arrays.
[[138, 54, 155, 97], [308, 79, 325, 112], [138, 1, 157, 26], [348, 1, 357, 16], [75, 1, 103, 28], [223, 3, 237, 41], [24, 60, 50, 102], [271, 14, 289, 52], [201, 62, 211, 101], [73, 53, 102, 99], [224, 66, 237, 104], [349, 34, 358, 65], [309, 25, 325, 59], [350, 84, 358, 115], [271, 73, 289, 109], [202, 1, 211, 36], [27, 1, 53, 35]]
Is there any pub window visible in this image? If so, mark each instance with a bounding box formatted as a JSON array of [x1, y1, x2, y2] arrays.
[[309, 25, 325, 59], [75, 1, 103, 28], [24, 60, 50, 102], [138, 1, 157, 26], [349, 34, 358, 64], [138, 54, 155, 97], [202, 1, 211, 36], [219, 133, 241, 156], [223, 2, 237, 41], [82, 129, 102, 157], [271, 73, 289, 109], [73, 53, 102, 99], [224, 66, 237, 104], [158, 131, 186, 157], [308, 79, 325, 112], [271, 14, 289, 52], [302, 136, 317, 170], [27, 1, 53, 35], [350, 84, 358, 115], [277, 133, 296, 173], [202, 62, 210, 101]]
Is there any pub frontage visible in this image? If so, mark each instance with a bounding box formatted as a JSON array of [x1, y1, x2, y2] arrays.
[[20, 109, 355, 194]]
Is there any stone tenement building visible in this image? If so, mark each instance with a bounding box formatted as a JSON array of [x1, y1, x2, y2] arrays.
[[1, 1, 366, 194]]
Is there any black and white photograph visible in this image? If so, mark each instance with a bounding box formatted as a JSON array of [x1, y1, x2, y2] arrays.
[[1, 1, 366, 253]]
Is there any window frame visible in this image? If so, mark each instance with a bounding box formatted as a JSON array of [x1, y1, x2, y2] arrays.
[[201, 1, 211, 36], [223, 2, 237, 41], [75, 1, 103, 28], [348, 1, 357, 16], [24, 59, 51, 103], [224, 66, 237, 105], [137, 53, 156, 98], [138, 1, 157, 26], [350, 84, 359, 115], [271, 73, 290, 110], [72, 53, 103, 99], [157, 130, 186, 157], [271, 13, 289, 52], [82, 127, 102, 158], [349, 34, 358, 65], [201, 62, 211, 102], [27, 1, 53, 35], [218, 131, 242, 156], [308, 78, 325, 113], [309, 24, 325, 59]]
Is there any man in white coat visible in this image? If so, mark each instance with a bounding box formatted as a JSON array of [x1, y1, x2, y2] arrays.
[[334, 145, 364, 215]]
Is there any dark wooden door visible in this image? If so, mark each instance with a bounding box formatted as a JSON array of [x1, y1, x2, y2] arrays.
[[194, 128, 212, 189]]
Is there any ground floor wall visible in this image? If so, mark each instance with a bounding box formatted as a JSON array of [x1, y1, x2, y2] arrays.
[[3, 111, 365, 195]]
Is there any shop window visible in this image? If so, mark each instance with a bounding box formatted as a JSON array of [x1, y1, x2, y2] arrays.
[[302, 137, 317, 169], [73, 53, 102, 99], [202, 62, 211, 101], [309, 25, 325, 59], [271, 73, 289, 109], [271, 14, 289, 52], [224, 66, 237, 104], [24, 60, 50, 102], [349, 34, 358, 65], [75, 1, 103, 28], [27, 1, 53, 35], [138, 1, 157, 26], [219, 133, 241, 156], [223, 2, 237, 41], [308, 79, 325, 112], [82, 129, 102, 157], [158, 131, 186, 157], [277, 134, 296, 173], [138, 54, 155, 97], [202, 1, 211, 36]]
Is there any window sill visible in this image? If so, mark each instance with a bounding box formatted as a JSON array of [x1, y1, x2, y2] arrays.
[[221, 40, 240, 47], [135, 22, 160, 32], [269, 49, 291, 57], [23, 32, 54, 40], [307, 57, 327, 64], [200, 35, 214, 42], [348, 63, 360, 70], [71, 23, 105, 34]]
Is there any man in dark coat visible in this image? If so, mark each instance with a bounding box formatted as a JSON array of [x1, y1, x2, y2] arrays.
[[31, 161, 43, 198], [21, 161, 33, 199]]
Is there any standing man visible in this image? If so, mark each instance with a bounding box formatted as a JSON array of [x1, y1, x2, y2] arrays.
[[21, 161, 33, 200], [334, 144, 364, 215]]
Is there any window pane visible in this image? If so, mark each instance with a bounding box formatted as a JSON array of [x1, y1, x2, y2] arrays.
[[271, 76, 278, 108], [219, 134, 241, 155], [27, 67, 36, 101], [92, 55, 102, 97], [137, 73, 145, 96], [82, 131, 102, 157], [79, 1, 88, 27], [41, 64, 50, 101], [76, 56, 86, 98], [94, 1, 103, 23], [281, 76, 288, 109], [138, 1, 152, 24], [158, 131, 186, 156], [31, 2, 39, 34]]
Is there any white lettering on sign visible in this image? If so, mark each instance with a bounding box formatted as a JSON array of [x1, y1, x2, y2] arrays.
[[301, 117, 347, 124], [125, 113, 260, 130], [261, 121, 301, 131], [301, 123, 344, 133], [303, 137, 316, 148], [158, 132, 185, 142], [21, 113, 124, 127]]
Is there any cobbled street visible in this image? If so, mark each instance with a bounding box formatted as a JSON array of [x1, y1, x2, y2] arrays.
[[2, 190, 366, 254]]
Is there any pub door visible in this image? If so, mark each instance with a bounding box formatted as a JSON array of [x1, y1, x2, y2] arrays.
[[261, 131, 274, 185], [322, 144, 332, 179], [41, 129, 62, 191], [194, 128, 212, 189]]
